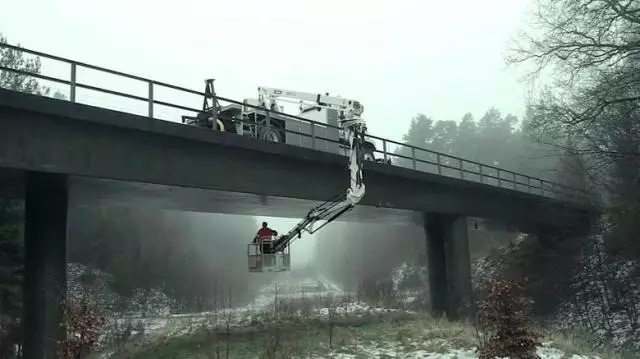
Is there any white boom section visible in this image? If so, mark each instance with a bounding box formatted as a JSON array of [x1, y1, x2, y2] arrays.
[[271, 123, 367, 252], [262, 85, 368, 253], [257, 86, 364, 127]]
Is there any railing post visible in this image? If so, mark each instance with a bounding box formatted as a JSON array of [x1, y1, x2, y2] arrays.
[[512, 172, 516, 189], [436, 154, 442, 175], [527, 177, 531, 193], [70, 63, 77, 103], [266, 110, 271, 130], [383, 140, 388, 162], [459, 159, 464, 179], [147, 81, 154, 118], [263, 110, 272, 143], [498, 170, 502, 187], [411, 147, 416, 170], [310, 123, 316, 150], [479, 165, 484, 184]]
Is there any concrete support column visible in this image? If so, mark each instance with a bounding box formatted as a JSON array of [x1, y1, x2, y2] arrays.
[[424, 213, 472, 321], [22, 172, 68, 359]]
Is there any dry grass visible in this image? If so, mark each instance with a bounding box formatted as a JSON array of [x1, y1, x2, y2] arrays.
[[94, 286, 629, 359], [110, 303, 476, 359], [104, 316, 631, 359]]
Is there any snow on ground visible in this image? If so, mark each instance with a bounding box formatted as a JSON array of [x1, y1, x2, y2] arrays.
[[319, 341, 600, 359], [327, 346, 477, 359], [110, 270, 409, 339]]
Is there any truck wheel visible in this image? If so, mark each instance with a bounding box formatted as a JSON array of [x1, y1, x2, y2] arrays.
[[259, 126, 283, 143], [362, 143, 376, 161], [214, 118, 225, 131], [363, 150, 375, 161]]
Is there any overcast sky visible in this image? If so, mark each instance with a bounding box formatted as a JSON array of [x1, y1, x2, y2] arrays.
[[1, 0, 533, 267], [2, 0, 532, 144]]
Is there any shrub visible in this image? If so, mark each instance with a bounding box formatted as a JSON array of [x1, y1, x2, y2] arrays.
[[476, 279, 540, 359], [58, 277, 106, 358]]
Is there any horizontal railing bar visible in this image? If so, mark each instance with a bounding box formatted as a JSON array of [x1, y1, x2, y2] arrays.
[[1, 43, 168, 87], [0, 66, 72, 87], [152, 99, 201, 114], [76, 82, 148, 103]]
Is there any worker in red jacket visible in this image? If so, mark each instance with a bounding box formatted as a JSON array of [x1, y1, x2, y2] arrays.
[[255, 222, 277, 254]]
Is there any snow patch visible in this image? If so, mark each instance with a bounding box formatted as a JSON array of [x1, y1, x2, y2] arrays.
[[322, 341, 600, 359]]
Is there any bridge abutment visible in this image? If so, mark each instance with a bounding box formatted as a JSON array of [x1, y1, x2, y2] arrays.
[[424, 213, 472, 321], [22, 172, 68, 359]]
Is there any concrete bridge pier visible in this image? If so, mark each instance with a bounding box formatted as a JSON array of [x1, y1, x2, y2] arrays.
[[22, 171, 68, 359], [424, 213, 473, 321]]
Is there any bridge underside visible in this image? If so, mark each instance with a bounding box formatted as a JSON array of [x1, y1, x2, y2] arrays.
[[0, 168, 423, 225]]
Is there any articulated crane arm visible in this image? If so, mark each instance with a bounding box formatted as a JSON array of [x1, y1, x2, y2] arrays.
[[270, 118, 368, 253], [257, 86, 364, 128]]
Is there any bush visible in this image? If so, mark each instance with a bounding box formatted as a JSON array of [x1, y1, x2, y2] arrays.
[[476, 279, 540, 359], [58, 279, 106, 358], [356, 277, 398, 307]]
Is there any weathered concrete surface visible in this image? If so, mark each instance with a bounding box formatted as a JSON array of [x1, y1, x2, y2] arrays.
[[22, 172, 68, 359], [0, 170, 423, 224], [64, 176, 423, 224], [0, 89, 596, 231], [425, 213, 473, 320]]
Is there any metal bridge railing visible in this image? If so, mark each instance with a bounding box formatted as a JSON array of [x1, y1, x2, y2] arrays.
[[0, 42, 594, 204]]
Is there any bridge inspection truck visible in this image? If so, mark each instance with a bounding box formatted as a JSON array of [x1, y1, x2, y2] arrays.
[[182, 80, 373, 272], [181, 79, 390, 164]]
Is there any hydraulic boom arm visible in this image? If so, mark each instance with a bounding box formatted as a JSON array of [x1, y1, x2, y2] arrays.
[[258, 86, 364, 127], [270, 119, 367, 253]]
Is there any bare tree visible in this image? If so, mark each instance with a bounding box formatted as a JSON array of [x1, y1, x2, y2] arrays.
[[508, 0, 640, 158], [508, 4, 640, 346], [508, 0, 640, 83]]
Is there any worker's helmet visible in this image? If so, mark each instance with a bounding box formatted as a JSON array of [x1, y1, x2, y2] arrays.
[[262, 221, 268, 228]]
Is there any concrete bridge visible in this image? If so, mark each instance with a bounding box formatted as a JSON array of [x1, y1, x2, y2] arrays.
[[0, 43, 598, 358]]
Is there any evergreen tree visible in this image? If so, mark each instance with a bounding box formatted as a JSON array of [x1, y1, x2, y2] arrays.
[[0, 34, 50, 95]]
